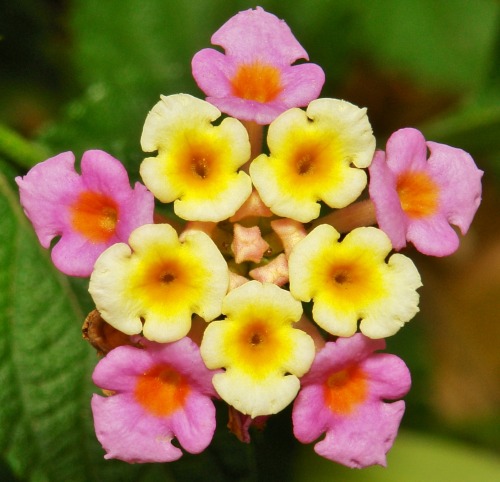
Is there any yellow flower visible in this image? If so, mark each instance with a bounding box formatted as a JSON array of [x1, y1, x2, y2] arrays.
[[89, 224, 229, 343], [200, 281, 315, 417], [140, 94, 252, 222], [289, 225, 421, 338], [250, 98, 375, 222]]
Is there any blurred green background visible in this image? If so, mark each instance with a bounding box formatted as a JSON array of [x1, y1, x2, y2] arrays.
[[1, 0, 499, 481]]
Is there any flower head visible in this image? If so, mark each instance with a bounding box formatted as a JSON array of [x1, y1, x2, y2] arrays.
[[89, 223, 229, 343], [369, 128, 483, 256], [289, 225, 422, 338], [192, 7, 325, 124], [250, 98, 376, 222], [140, 94, 252, 222], [92, 337, 218, 463], [292, 334, 411, 468], [16, 150, 154, 276], [200, 281, 315, 417]]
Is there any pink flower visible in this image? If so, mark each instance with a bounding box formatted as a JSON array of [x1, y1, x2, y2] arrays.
[[91, 337, 218, 463], [292, 334, 411, 468], [16, 150, 154, 276], [369, 128, 483, 256], [192, 7, 325, 125]]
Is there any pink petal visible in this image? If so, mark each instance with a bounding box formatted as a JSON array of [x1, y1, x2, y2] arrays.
[[80, 150, 132, 199], [361, 354, 411, 400], [210, 7, 309, 64], [385, 128, 428, 174], [15, 152, 83, 248], [50, 232, 112, 277], [292, 384, 333, 444], [205, 96, 290, 125], [314, 400, 406, 468], [278, 63, 325, 108], [170, 392, 217, 454], [92, 393, 183, 463], [92, 345, 155, 392], [300, 335, 386, 385], [426, 141, 483, 235], [142, 338, 218, 396], [114, 181, 155, 240], [406, 215, 459, 256], [368, 150, 408, 250], [191, 49, 234, 98]]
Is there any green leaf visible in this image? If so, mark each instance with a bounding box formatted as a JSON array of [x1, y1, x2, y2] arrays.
[[354, 0, 499, 92], [0, 175, 175, 481]]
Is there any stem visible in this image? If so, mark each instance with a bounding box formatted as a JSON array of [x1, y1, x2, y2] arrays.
[[0, 124, 50, 170], [311, 199, 377, 233], [242, 121, 264, 169]]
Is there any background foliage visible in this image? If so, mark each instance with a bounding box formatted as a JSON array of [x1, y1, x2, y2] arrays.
[[1, 0, 499, 480]]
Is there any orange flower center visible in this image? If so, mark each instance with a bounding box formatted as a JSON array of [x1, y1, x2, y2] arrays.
[[134, 364, 190, 417], [323, 365, 367, 415], [70, 191, 118, 242], [396, 170, 439, 219], [230, 61, 283, 103]]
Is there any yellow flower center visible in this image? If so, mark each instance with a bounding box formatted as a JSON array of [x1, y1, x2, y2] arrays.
[[230, 61, 283, 103], [176, 136, 218, 183], [396, 170, 439, 219], [323, 365, 367, 414], [324, 253, 385, 310], [134, 364, 190, 416], [70, 191, 118, 242], [130, 255, 196, 310], [227, 319, 291, 378]]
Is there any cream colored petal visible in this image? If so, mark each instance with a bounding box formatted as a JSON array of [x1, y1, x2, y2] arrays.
[[289, 224, 340, 301], [180, 230, 230, 321], [174, 171, 252, 222], [250, 154, 321, 222], [212, 371, 301, 417], [306, 98, 376, 169], [222, 280, 302, 322], [311, 296, 358, 337], [199, 319, 231, 369], [141, 94, 221, 152], [280, 327, 315, 376], [89, 243, 144, 335], [142, 308, 193, 343], [128, 223, 179, 253], [139, 154, 182, 204], [360, 254, 421, 338]]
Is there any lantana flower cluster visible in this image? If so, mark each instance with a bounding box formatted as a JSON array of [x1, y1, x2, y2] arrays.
[[16, 7, 483, 470]]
